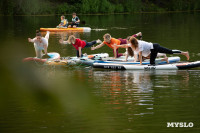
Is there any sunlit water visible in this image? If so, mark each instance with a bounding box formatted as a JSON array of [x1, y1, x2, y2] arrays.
[[0, 13, 200, 133]]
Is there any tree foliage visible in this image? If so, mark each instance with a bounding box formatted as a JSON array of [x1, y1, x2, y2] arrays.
[[0, 0, 200, 15]]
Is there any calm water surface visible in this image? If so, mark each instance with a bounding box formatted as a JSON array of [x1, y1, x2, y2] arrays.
[[0, 13, 200, 133]]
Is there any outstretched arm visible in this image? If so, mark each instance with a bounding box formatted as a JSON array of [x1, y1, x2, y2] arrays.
[[59, 39, 68, 44], [28, 38, 35, 43], [132, 32, 142, 37], [91, 42, 105, 50], [112, 44, 129, 49]]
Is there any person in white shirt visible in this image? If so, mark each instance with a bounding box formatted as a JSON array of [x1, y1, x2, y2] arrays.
[[28, 30, 50, 58], [113, 37, 189, 65], [115, 36, 168, 62]]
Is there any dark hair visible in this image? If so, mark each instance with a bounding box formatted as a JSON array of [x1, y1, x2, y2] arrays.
[[36, 30, 41, 37], [127, 47, 134, 57], [130, 37, 138, 48], [72, 12, 76, 15]]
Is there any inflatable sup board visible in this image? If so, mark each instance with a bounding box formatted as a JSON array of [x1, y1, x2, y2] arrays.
[[23, 52, 60, 63], [93, 61, 200, 70], [40, 27, 91, 32]]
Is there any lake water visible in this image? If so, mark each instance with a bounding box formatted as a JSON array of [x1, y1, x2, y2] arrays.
[[0, 13, 200, 133]]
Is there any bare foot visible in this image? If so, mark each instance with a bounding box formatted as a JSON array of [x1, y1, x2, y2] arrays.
[[162, 57, 169, 63], [96, 39, 102, 43], [183, 51, 190, 60]]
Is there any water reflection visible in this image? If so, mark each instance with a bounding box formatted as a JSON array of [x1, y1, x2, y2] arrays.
[[88, 70, 191, 116]]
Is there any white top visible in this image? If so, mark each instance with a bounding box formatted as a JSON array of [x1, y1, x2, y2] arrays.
[[133, 40, 153, 57], [33, 37, 48, 50]]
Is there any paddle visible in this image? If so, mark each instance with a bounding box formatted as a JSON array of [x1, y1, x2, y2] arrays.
[[68, 21, 86, 25]]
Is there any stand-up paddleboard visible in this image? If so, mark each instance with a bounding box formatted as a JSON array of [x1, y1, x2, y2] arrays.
[[44, 54, 180, 67], [23, 52, 60, 63], [94, 57, 180, 65], [93, 61, 200, 70], [45, 53, 109, 66], [40, 27, 91, 32]]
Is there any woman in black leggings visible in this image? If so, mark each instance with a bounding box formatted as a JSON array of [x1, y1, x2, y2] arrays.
[[129, 37, 190, 65]]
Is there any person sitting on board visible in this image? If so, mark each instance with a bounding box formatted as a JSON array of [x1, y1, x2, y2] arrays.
[[68, 13, 80, 28], [28, 30, 50, 59], [120, 36, 168, 62], [91, 32, 142, 58], [57, 15, 68, 28], [59, 35, 102, 57], [113, 37, 189, 65]]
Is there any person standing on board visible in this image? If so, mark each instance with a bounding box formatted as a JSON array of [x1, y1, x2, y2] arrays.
[[59, 35, 102, 57], [57, 15, 68, 28], [68, 13, 80, 28], [113, 37, 189, 65], [91, 32, 142, 58], [28, 30, 50, 58]]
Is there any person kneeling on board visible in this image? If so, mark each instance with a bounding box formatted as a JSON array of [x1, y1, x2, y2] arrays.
[[28, 30, 50, 59], [59, 35, 102, 57], [91, 32, 142, 58], [57, 15, 68, 28], [113, 37, 189, 65]]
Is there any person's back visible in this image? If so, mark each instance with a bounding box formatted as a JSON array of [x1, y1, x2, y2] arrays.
[[136, 40, 153, 57]]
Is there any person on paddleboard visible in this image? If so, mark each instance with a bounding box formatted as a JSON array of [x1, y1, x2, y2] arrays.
[[113, 37, 189, 65], [121, 36, 168, 62], [91, 32, 142, 58], [57, 15, 68, 28], [59, 35, 102, 57], [68, 13, 80, 28], [28, 30, 50, 58]]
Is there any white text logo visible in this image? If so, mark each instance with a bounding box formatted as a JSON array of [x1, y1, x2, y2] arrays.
[[167, 122, 193, 127]]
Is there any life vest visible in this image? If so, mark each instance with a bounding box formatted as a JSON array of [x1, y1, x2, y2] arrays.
[[72, 16, 79, 24], [61, 19, 68, 27]]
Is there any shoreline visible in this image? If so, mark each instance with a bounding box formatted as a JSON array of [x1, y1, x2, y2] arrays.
[[0, 10, 200, 16]]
